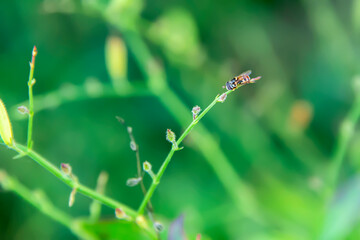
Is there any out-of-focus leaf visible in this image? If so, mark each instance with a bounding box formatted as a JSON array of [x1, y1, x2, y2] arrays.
[[320, 176, 360, 240], [168, 214, 186, 240], [80, 219, 155, 240], [147, 8, 204, 67], [105, 35, 128, 90]]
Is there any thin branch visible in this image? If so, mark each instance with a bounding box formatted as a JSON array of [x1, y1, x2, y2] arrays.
[[138, 90, 232, 215], [27, 46, 37, 150], [10, 143, 138, 218]]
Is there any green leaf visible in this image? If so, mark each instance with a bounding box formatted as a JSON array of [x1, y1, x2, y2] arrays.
[[80, 219, 155, 240]]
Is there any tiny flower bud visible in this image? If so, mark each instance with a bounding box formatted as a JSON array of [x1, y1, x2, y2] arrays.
[[32, 46, 38, 57], [0, 99, 14, 146], [143, 161, 152, 172], [115, 208, 128, 219], [153, 221, 164, 233], [69, 188, 76, 207], [192, 105, 201, 120], [30, 78, 36, 86], [130, 141, 137, 151], [127, 126, 133, 134], [166, 129, 176, 144], [217, 93, 227, 103], [196, 234, 202, 240], [61, 163, 72, 176], [126, 177, 142, 187], [17, 106, 29, 115], [136, 215, 148, 229]]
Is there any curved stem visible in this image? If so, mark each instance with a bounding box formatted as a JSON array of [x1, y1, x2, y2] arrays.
[[0, 171, 73, 228], [10, 143, 138, 218]]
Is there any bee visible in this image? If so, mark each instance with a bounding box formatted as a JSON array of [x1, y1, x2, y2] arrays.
[[224, 70, 261, 90]]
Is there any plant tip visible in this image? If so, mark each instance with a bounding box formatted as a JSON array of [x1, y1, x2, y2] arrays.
[[32, 46, 38, 57]]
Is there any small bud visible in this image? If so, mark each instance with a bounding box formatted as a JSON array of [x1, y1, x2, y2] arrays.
[[115, 208, 128, 219], [30, 78, 36, 86], [130, 141, 137, 151], [143, 161, 152, 172], [153, 221, 164, 233], [0, 99, 14, 146], [69, 188, 76, 207], [192, 105, 201, 120], [166, 129, 176, 144], [217, 93, 227, 103], [115, 116, 125, 124], [126, 177, 142, 187], [127, 126, 133, 134], [196, 234, 202, 240], [17, 106, 29, 115], [136, 215, 148, 229], [32, 46, 38, 57], [61, 163, 72, 176]]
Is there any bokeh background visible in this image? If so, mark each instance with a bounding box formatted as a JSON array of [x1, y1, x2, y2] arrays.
[[1, 0, 360, 239]]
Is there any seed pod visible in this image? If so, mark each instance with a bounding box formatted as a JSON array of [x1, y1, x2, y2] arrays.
[[126, 177, 142, 187], [61, 163, 72, 176], [143, 161, 152, 172], [115, 208, 128, 219]]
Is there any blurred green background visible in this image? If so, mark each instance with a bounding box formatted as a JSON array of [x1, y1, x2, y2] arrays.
[[1, 0, 360, 239]]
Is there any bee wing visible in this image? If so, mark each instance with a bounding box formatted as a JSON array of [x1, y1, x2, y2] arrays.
[[240, 70, 252, 76]]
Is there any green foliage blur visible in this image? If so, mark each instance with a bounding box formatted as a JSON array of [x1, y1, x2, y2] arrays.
[[1, 0, 360, 239]]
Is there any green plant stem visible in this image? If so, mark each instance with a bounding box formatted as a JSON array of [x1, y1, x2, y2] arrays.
[[10, 143, 138, 218], [27, 52, 36, 150], [121, 29, 264, 222], [329, 92, 360, 189], [12, 82, 151, 120], [0, 171, 73, 228], [138, 90, 230, 215]]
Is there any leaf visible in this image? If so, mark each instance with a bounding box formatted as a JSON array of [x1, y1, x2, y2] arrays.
[[80, 218, 155, 240]]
